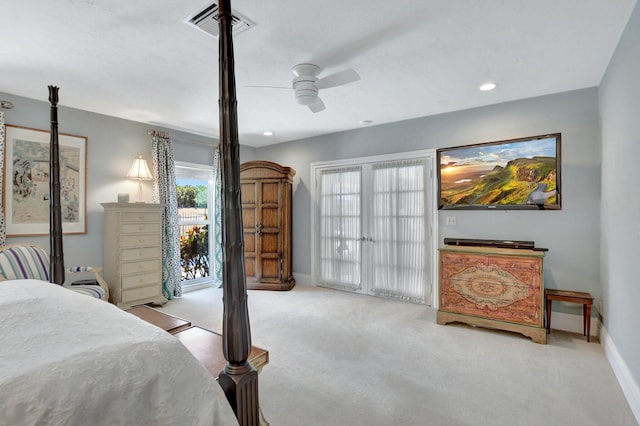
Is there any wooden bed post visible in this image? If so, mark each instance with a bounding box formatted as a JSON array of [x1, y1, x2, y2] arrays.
[[48, 85, 65, 285], [217, 0, 260, 424]]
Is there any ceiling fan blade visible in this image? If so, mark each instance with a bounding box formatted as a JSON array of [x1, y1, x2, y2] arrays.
[[316, 69, 360, 89], [308, 97, 326, 113], [243, 85, 291, 90]]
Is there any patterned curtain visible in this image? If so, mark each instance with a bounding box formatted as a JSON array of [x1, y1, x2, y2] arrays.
[[212, 145, 223, 285], [0, 111, 6, 247], [151, 135, 181, 298]]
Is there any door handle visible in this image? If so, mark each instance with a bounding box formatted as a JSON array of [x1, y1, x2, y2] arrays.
[[255, 223, 262, 236]]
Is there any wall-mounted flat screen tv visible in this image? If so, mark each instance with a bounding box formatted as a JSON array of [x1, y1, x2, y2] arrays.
[[437, 133, 561, 210]]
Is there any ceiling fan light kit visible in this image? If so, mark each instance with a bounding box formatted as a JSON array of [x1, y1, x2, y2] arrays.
[[291, 63, 360, 113], [248, 62, 360, 113], [293, 79, 319, 105]]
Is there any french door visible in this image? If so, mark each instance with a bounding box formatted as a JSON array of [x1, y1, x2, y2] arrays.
[[312, 152, 435, 305], [175, 161, 217, 291]]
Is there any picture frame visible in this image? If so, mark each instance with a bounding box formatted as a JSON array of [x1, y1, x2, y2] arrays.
[[3, 125, 87, 236], [436, 133, 561, 210]]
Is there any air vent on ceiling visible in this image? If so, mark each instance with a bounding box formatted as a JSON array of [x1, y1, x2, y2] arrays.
[[187, 2, 256, 39]]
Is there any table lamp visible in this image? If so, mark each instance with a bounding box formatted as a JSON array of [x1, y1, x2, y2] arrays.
[[127, 156, 153, 203]]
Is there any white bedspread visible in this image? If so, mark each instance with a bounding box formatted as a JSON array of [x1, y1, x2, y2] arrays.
[[0, 280, 238, 426]]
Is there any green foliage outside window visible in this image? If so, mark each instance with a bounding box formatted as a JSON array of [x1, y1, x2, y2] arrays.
[[180, 225, 209, 280], [177, 185, 207, 208]]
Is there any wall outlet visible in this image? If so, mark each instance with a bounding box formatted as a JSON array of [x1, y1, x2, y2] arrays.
[[445, 216, 457, 226], [598, 300, 603, 316]]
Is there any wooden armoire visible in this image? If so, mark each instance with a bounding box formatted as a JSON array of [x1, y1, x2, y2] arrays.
[[240, 161, 295, 290]]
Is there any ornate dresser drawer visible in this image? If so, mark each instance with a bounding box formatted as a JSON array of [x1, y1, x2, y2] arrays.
[[437, 245, 546, 343]]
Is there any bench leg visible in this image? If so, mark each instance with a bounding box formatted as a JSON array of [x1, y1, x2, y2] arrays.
[[585, 304, 592, 343], [546, 298, 552, 334]]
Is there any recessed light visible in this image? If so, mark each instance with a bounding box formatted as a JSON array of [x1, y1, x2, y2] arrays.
[[480, 82, 497, 91], [263, 131, 273, 136], [359, 120, 374, 125]]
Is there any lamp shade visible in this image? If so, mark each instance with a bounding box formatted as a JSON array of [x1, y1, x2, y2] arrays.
[[127, 156, 153, 180]]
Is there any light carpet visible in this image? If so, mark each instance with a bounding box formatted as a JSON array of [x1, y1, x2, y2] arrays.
[[158, 284, 637, 426]]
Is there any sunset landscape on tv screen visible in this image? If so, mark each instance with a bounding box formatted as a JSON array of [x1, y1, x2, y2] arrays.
[[438, 134, 560, 210]]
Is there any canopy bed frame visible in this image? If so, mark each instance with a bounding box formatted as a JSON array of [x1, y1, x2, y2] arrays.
[[39, 0, 259, 423]]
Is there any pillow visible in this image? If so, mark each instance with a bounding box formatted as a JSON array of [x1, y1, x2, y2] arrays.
[[0, 245, 50, 281]]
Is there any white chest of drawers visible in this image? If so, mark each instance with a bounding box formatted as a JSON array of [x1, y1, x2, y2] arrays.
[[101, 203, 167, 308]]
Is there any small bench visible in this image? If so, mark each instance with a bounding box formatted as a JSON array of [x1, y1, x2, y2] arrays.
[[125, 305, 192, 334], [545, 289, 594, 342], [125, 304, 269, 372]]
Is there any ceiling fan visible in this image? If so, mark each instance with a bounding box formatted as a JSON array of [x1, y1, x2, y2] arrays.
[[247, 63, 360, 113]]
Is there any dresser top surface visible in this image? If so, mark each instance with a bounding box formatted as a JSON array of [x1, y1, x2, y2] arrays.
[[101, 202, 164, 211], [440, 245, 546, 258]]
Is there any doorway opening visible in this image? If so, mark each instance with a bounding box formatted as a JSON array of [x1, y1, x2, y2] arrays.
[[175, 161, 219, 291]]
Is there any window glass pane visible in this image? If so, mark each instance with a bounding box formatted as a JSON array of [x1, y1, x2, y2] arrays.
[[176, 170, 213, 284], [179, 224, 209, 280], [319, 168, 361, 287]]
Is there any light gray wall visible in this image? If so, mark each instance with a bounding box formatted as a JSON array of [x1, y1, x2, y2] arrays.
[[171, 130, 257, 165], [256, 88, 602, 316], [599, 1, 640, 388], [3, 88, 604, 318], [0, 92, 253, 271]]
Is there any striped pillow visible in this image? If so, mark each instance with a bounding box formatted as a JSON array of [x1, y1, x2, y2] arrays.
[[66, 284, 108, 300], [0, 245, 50, 281]]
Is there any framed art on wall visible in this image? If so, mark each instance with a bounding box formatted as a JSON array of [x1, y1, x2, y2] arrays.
[[3, 125, 87, 236]]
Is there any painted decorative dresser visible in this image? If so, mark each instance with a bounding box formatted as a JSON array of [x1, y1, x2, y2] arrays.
[[437, 244, 546, 344], [101, 203, 167, 308]]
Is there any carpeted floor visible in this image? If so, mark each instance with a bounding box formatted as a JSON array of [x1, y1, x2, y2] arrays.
[[158, 284, 637, 426]]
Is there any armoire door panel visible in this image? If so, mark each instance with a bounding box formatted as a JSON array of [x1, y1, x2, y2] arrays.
[[240, 183, 256, 204], [260, 181, 280, 204], [261, 207, 280, 229], [260, 258, 280, 281], [244, 256, 256, 279], [242, 208, 256, 228], [260, 233, 279, 254], [243, 233, 256, 252]]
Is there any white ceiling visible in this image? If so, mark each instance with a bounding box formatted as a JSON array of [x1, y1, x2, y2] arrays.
[[0, 0, 636, 147]]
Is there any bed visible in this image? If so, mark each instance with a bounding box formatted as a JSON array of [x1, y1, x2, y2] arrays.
[[0, 279, 238, 425], [0, 1, 259, 424]]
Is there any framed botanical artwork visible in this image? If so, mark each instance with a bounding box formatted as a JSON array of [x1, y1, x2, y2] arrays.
[[3, 125, 87, 236]]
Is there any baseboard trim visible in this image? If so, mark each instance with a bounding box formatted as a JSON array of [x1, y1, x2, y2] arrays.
[[601, 325, 640, 423], [549, 311, 600, 337], [292, 273, 312, 285]]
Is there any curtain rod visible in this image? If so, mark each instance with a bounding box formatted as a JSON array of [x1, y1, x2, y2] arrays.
[[147, 129, 169, 139]]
